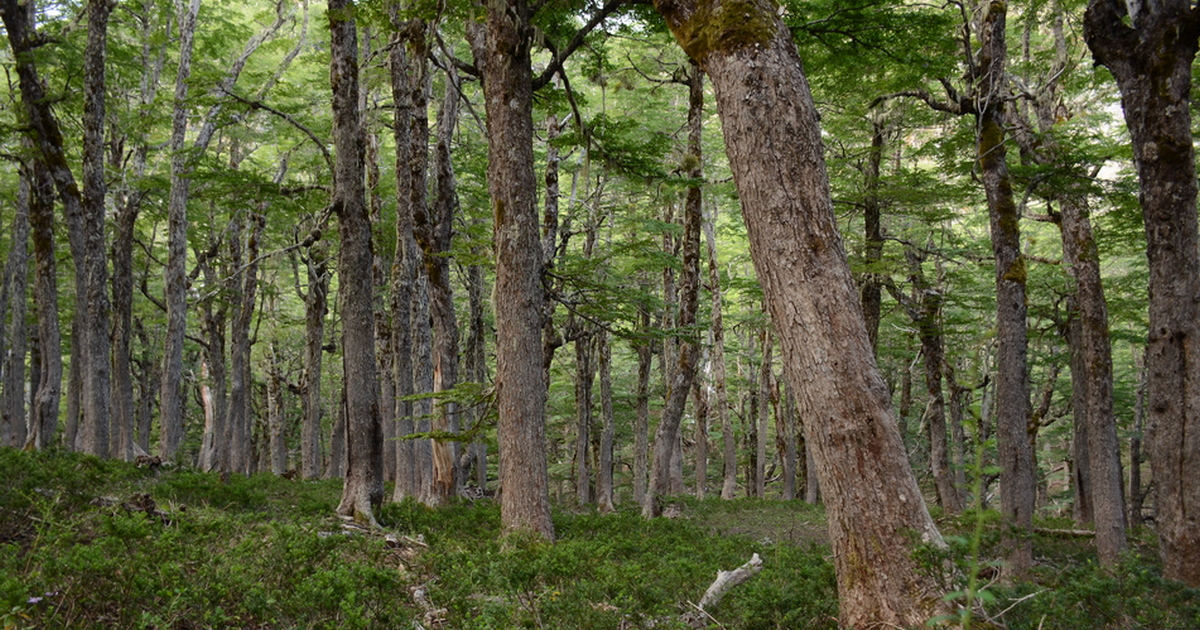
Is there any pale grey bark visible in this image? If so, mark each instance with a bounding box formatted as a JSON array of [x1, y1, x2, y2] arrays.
[[26, 157, 61, 451]]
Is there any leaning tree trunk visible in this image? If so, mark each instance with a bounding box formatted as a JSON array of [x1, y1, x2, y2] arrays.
[[330, 0, 384, 526], [1084, 0, 1200, 586], [651, 1, 949, 625], [480, 0, 554, 538]]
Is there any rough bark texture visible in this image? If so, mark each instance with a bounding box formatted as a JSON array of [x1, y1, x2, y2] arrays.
[[860, 120, 886, 354], [1084, 0, 1200, 586], [330, 0, 384, 525], [480, 0, 555, 538], [977, 1, 1036, 578], [652, 0, 947, 624], [26, 157, 61, 451]]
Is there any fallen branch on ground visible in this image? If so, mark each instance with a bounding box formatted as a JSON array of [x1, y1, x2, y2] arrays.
[[681, 553, 764, 628]]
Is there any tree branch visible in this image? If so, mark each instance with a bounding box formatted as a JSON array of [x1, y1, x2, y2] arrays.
[[532, 0, 630, 91]]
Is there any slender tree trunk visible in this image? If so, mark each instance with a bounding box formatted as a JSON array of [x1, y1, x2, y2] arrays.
[[693, 359, 709, 500], [860, 119, 886, 354], [300, 243, 329, 479], [703, 207, 736, 500], [644, 63, 704, 517], [755, 328, 772, 499], [3, 172, 30, 449], [651, 2, 949, 623], [159, 0, 202, 460], [197, 249, 228, 472], [777, 388, 797, 500], [574, 328, 594, 505], [976, 2, 1036, 578], [907, 248, 963, 514], [134, 319, 156, 454], [1084, 0, 1196, 583], [387, 25, 416, 500], [634, 303, 652, 506], [1129, 352, 1146, 526], [330, 0, 384, 525], [417, 64, 463, 503], [227, 212, 264, 475], [597, 330, 616, 512], [480, 0, 554, 538], [266, 345, 287, 475]]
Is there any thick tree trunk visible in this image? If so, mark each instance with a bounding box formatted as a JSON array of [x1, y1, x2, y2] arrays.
[[480, 0, 554, 538], [652, 2, 948, 624], [26, 157, 61, 451], [330, 0, 384, 526], [1084, 0, 1200, 586]]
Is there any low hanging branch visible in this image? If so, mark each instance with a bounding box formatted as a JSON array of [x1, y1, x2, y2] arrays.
[[680, 553, 764, 629]]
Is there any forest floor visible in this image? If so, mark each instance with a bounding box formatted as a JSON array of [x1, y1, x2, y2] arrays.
[[1, 449, 1197, 630]]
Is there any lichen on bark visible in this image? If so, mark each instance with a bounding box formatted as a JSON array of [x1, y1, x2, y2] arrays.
[[661, 0, 779, 63]]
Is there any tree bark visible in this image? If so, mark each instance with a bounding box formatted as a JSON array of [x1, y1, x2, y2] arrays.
[[479, 0, 554, 538], [597, 330, 616, 512], [634, 302, 652, 506], [976, 2, 1036, 578], [158, 0, 202, 461], [1084, 0, 1199, 585], [702, 206, 736, 500], [651, 1, 948, 624], [25, 156, 61, 451], [300, 242, 329, 479], [2, 170, 30, 449], [755, 328, 772, 499], [330, 0, 384, 526], [573, 328, 594, 505]]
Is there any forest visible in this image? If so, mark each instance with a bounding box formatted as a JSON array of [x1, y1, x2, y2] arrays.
[[2, 0, 1200, 627]]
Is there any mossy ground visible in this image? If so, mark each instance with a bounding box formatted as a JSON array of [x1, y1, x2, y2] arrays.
[[1, 449, 1196, 629]]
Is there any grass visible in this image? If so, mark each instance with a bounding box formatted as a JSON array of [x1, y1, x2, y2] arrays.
[[1, 449, 1197, 629]]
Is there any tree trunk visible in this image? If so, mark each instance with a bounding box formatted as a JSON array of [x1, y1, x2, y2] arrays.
[[197, 249, 228, 472], [2, 170, 30, 449], [777, 388, 797, 500], [1084, 0, 1199, 586], [267, 346, 287, 475], [574, 328, 594, 505], [597, 330, 616, 512], [158, 0, 202, 461], [417, 62, 463, 503], [634, 303, 652, 506], [26, 156, 61, 451], [480, 0, 554, 538], [644, 62, 704, 517], [300, 243, 329, 479], [227, 212, 264, 475], [703, 207, 736, 500], [907, 247, 963, 514], [860, 119, 886, 354], [652, 2, 948, 624], [693, 361, 709, 500], [755, 329, 772, 499], [976, 2, 1036, 578], [330, 0, 384, 525]]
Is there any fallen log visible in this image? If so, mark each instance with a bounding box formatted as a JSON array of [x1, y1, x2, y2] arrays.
[[681, 553, 764, 628]]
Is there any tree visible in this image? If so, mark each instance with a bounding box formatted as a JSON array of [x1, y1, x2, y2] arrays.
[[477, 0, 555, 538], [1084, 0, 1200, 586], [330, 0, 384, 525], [650, 0, 948, 624]]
